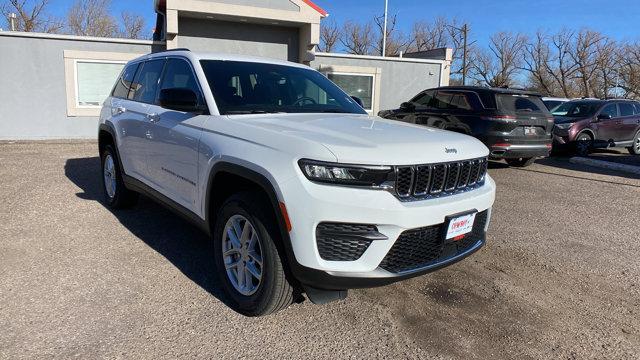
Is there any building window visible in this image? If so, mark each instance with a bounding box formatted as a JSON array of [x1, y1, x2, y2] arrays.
[[318, 64, 381, 114], [64, 50, 144, 117], [327, 73, 374, 111], [76, 60, 125, 107]]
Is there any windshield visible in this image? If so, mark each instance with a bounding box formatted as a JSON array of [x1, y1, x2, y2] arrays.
[[552, 101, 601, 117], [200, 60, 367, 115], [543, 100, 565, 111]]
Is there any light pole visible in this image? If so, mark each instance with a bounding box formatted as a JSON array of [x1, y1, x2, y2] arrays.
[[447, 23, 469, 85], [382, 0, 388, 57], [8, 13, 17, 31]]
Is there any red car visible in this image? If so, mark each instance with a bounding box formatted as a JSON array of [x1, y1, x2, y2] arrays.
[[552, 99, 640, 156]]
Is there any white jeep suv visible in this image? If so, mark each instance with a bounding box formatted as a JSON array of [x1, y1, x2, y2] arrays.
[[98, 49, 496, 316]]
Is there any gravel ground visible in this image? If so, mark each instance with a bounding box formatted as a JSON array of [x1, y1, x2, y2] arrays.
[[1, 141, 639, 359]]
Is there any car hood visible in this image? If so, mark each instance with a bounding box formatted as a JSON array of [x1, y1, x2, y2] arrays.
[[232, 113, 489, 165], [554, 115, 590, 124]]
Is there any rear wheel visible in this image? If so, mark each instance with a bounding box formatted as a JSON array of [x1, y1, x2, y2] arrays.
[[627, 131, 640, 155], [575, 132, 593, 157], [100, 145, 138, 208], [505, 157, 535, 167], [213, 192, 294, 316]]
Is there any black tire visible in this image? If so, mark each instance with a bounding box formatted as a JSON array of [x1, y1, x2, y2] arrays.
[[627, 131, 640, 155], [213, 192, 294, 316], [100, 144, 138, 208], [574, 132, 593, 156], [505, 157, 536, 167]]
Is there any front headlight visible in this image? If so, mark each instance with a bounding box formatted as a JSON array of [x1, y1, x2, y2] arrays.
[[554, 122, 574, 130], [298, 159, 394, 187]]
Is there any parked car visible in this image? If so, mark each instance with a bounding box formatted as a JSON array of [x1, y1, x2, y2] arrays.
[[98, 50, 496, 316], [379, 86, 554, 167], [552, 99, 640, 156], [542, 97, 570, 112]]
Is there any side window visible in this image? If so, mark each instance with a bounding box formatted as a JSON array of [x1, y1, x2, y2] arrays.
[[434, 91, 473, 110], [112, 63, 139, 99], [619, 102, 634, 117], [433, 91, 453, 109], [159, 58, 203, 103], [449, 92, 473, 110], [411, 90, 435, 107], [130, 59, 165, 103], [634, 103, 640, 115], [600, 104, 619, 118]]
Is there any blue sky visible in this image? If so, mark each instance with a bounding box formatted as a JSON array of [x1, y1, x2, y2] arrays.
[[45, 0, 640, 45]]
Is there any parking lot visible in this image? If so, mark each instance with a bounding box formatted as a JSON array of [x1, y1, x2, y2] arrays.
[[1, 141, 638, 359]]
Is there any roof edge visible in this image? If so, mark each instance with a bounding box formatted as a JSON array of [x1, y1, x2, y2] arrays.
[[301, 0, 328, 17]]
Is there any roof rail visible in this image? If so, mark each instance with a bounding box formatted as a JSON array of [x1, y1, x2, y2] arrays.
[[163, 48, 191, 52]]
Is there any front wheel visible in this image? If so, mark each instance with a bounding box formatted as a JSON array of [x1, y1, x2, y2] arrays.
[[575, 132, 593, 156], [505, 157, 535, 167], [100, 145, 138, 208], [627, 131, 640, 155], [213, 192, 294, 316]]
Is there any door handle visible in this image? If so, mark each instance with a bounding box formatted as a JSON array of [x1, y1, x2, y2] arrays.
[[147, 113, 160, 123]]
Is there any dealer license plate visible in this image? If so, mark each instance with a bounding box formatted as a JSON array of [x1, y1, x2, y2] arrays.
[[445, 212, 477, 240]]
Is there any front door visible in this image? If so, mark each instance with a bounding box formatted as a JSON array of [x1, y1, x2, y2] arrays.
[[145, 58, 206, 210], [594, 103, 620, 142]]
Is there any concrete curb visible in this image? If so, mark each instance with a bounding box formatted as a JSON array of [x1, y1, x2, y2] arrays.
[[569, 157, 640, 175]]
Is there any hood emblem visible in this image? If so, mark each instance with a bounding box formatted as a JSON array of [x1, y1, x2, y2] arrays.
[[445, 147, 458, 154]]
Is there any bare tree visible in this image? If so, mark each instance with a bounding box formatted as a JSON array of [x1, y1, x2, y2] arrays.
[[119, 11, 145, 39], [544, 30, 579, 97], [339, 20, 374, 55], [67, 0, 116, 37], [411, 17, 449, 51], [618, 42, 640, 98], [1, 0, 63, 32], [567, 29, 606, 97], [409, 18, 470, 79], [470, 31, 526, 87], [373, 13, 411, 56], [318, 19, 340, 53], [521, 31, 555, 95]]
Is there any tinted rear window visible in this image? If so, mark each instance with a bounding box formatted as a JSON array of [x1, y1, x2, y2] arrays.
[[441, 91, 473, 110], [496, 94, 548, 114], [619, 103, 634, 117], [112, 63, 139, 99]]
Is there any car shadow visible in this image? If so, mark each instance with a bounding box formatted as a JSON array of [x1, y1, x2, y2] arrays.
[[533, 157, 640, 182], [64, 157, 228, 304]]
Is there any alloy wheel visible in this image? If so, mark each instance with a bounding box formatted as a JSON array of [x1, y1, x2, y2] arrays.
[[222, 215, 263, 296], [576, 135, 591, 156], [103, 154, 117, 199]]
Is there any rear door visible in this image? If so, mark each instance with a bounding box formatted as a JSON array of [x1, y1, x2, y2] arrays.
[[495, 94, 552, 144], [618, 102, 640, 141], [121, 58, 166, 183], [426, 90, 478, 134], [145, 57, 207, 209]]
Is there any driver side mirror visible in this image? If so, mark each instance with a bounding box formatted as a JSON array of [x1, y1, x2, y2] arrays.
[[400, 102, 415, 111], [158, 88, 206, 113], [597, 113, 612, 121], [351, 96, 364, 108]]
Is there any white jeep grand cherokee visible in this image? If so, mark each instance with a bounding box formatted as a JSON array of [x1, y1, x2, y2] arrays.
[[98, 49, 496, 316]]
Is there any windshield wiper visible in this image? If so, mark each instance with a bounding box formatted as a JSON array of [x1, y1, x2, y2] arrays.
[[316, 109, 352, 113], [225, 110, 285, 114]]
